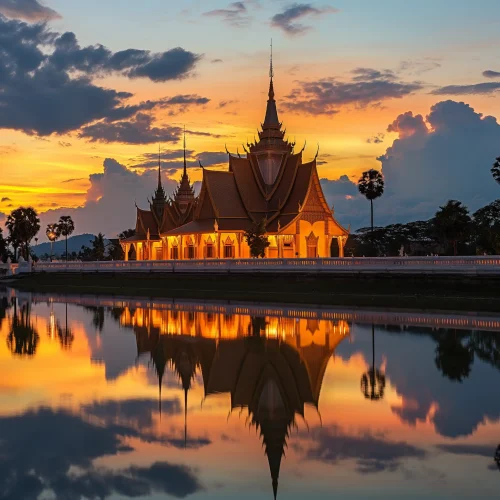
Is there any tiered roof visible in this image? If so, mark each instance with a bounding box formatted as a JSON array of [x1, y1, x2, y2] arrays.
[[164, 68, 348, 238]]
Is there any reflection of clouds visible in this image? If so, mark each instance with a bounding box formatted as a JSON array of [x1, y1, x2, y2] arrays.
[[0, 407, 205, 499], [301, 425, 426, 474], [337, 325, 500, 438], [435, 444, 495, 458]]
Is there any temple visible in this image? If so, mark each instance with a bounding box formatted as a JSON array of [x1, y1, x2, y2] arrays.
[[121, 57, 349, 260]]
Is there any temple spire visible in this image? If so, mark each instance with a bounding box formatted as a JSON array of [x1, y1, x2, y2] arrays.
[[183, 126, 187, 177], [263, 40, 279, 129], [158, 144, 162, 189]]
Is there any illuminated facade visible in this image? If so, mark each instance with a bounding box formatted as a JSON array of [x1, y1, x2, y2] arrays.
[[121, 62, 350, 261]]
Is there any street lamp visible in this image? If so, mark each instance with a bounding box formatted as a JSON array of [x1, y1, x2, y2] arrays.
[[46, 224, 58, 262]]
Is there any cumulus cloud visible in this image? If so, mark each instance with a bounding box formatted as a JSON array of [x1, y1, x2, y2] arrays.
[[0, 0, 59, 21], [39, 158, 179, 238], [375, 100, 500, 225], [483, 70, 500, 79], [284, 67, 422, 115], [271, 3, 338, 35], [432, 82, 500, 95], [0, 16, 201, 136]]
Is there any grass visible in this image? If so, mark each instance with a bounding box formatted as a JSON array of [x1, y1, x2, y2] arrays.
[[6, 271, 500, 313]]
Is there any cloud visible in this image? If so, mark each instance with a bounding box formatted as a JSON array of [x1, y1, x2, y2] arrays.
[[435, 444, 495, 458], [0, 16, 201, 136], [432, 82, 500, 95], [0, 0, 60, 21], [39, 158, 179, 238], [375, 100, 500, 225], [0, 407, 204, 499], [304, 425, 425, 473], [399, 58, 441, 75], [1, 197, 12, 202], [79, 113, 183, 144], [211, 58, 223, 63], [366, 133, 385, 144], [271, 3, 339, 35], [284, 68, 422, 115], [204, 1, 252, 27], [483, 70, 500, 79]]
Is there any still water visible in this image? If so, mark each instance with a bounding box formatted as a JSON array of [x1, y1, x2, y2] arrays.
[[1, 289, 500, 499]]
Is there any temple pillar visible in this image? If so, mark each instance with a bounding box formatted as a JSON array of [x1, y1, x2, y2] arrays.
[[217, 233, 221, 259], [337, 236, 346, 258], [124, 244, 129, 261], [180, 236, 184, 261]]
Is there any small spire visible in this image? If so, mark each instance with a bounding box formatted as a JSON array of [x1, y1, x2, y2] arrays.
[[183, 126, 187, 177], [158, 144, 162, 188], [270, 39, 274, 80]]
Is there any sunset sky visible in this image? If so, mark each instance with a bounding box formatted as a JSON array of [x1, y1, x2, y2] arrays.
[[1, 0, 500, 239]]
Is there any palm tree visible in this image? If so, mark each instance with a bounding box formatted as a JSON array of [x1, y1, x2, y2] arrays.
[[57, 215, 75, 261], [46, 223, 60, 262], [360, 324, 386, 401], [492, 157, 500, 186], [7, 301, 39, 357], [434, 330, 474, 382], [92, 233, 106, 261], [358, 169, 385, 235], [433, 200, 471, 256], [5, 207, 40, 261]]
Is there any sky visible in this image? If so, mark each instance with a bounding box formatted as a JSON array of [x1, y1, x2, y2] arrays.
[[1, 0, 500, 239]]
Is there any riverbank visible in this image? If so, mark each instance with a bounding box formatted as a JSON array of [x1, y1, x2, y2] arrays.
[[6, 271, 500, 312]]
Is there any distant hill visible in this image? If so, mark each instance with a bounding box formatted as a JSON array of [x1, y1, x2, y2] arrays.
[[33, 233, 110, 257]]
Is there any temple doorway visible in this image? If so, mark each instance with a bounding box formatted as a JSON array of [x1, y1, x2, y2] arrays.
[[306, 232, 319, 258]]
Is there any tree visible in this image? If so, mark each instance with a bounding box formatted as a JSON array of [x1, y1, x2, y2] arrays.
[[0, 228, 7, 262], [358, 169, 385, 235], [7, 301, 39, 357], [46, 223, 60, 261], [5, 207, 40, 261], [433, 200, 472, 256], [119, 229, 136, 239], [435, 330, 474, 382], [492, 156, 500, 186], [244, 219, 270, 258], [360, 325, 386, 401], [57, 216, 75, 261], [473, 200, 500, 255], [92, 233, 106, 261]]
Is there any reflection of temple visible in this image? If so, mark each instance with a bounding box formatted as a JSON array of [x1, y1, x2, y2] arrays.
[[122, 307, 349, 498]]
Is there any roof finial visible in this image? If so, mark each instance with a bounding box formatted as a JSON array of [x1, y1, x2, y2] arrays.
[[158, 144, 162, 188], [268, 39, 275, 100], [183, 126, 187, 177], [270, 39, 274, 80]]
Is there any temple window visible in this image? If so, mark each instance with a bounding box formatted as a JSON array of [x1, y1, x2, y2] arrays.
[[306, 231, 319, 258], [184, 245, 195, 259], [224, 236, 235, 259], [170, 246, 179, 260], [206, 244, 215, 259]]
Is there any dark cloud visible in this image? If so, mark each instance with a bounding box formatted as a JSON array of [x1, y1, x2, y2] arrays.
[[432, 82, 500, 95], [197, 151, 227, 166], [284, 68, 422, 115], [435, 444, 495, 458], [61, 178, 85, 184], [83, 398, 181, 428], [211, 58, 223, 63], [304, 425, 426, 473], [399, 58, 441, 75], [204, 1, 252, 27], [271, 3, 339, 35], [366, 133, 385, 144], [1, 197, 11, 202], [0, 406, 205, 499], [0, 0, 60, 21], [218, 99, 237, 108], [483, 70, 500, 79], [0, 16, 201, 136], [79, 113, 182, 144], [58, 141, 71, 147], [162, 94, 210, 106]]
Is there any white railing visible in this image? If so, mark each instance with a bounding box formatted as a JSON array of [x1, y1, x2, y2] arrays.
[[30, 256, 500, 275]]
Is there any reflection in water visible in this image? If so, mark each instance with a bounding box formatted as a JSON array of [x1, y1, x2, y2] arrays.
[[360, 324, 386, 401], [1, 291, 500, 499], [127, 305, 348, 498], [7, 300, 39, 357]]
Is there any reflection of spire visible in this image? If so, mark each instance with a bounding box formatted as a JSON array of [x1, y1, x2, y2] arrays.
[[183, 126, 187, 178], [184, 387, 188, 449]]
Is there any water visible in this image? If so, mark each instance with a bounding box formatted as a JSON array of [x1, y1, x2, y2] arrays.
[[1, 289, 500, 499]]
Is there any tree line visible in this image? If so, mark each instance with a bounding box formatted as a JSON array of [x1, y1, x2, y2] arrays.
[[343, 156, 500, 256]]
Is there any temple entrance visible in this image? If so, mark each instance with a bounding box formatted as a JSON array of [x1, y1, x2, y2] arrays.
[[306, 231, 319, 258], [184, 237, 196, 259], [170, 246, 179, 260], [224, 236, 235, 258], [205, 236, 215, 258]]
